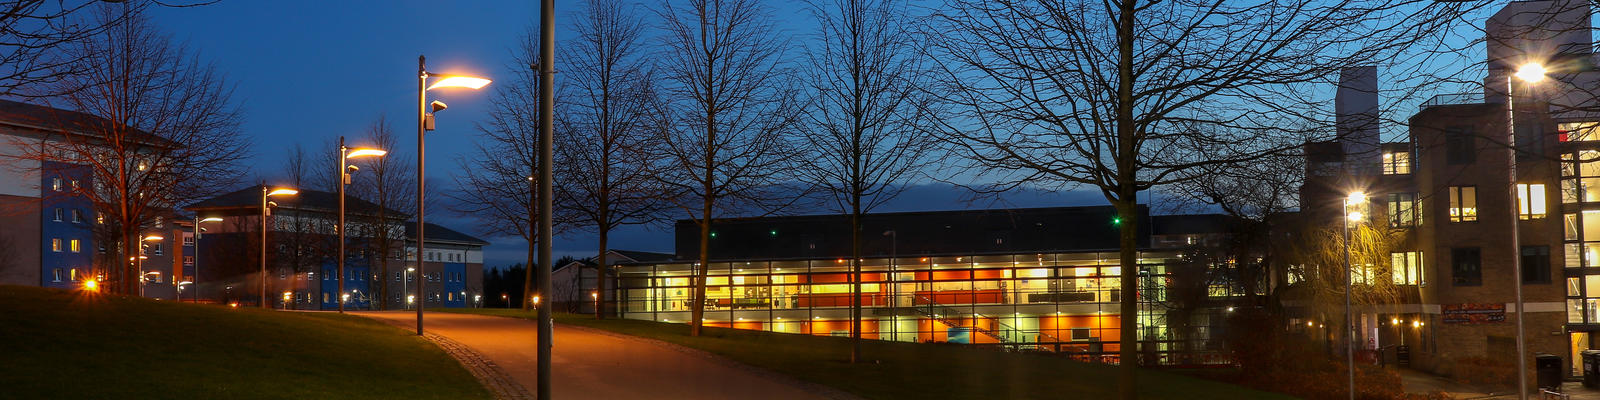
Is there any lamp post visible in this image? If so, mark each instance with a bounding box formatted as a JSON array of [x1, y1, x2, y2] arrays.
[[138, 234, 162, 298], [1342, 192, 1365, 400], [260, 185, 298, 309], [415, 55, 490, 335], [1507, 63, 1545, 400], [193, 217, 221, 304], [337, 136, 387, 314]]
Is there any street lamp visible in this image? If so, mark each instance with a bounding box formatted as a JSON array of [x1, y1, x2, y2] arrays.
[[337, 137, 387, 314], [1506, 62, 1545, 400], [138, 234, 163, 298], [415, 55, 490, 335], [1342, 191, 1364, 400], [192, 216, 222, 304], [260, 185, 298, 309]]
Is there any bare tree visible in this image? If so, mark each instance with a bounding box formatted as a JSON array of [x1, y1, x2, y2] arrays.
[[555, 0, 670, 319], [450, 30, 570, 310], [927, 0, 1468, 396], [22, 4, 246, 295], [349, 116, 413, 310], [796, 0, 939, 363], [0, 0, 123, 97], [656, 0, 804, 336]]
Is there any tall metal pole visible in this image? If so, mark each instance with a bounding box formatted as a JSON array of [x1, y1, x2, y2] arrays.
[[416, 55, 428, 336], [338, 136, 348, 314], [194, 221, 201, 304], [536, 0, 556, 396], [260, 185, 269, 309], [1507, 75, 1528, 400], [1343, 200, 1355, 400]]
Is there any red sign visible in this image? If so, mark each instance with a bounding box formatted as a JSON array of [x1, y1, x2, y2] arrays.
[[1442, 303, 1506, 324]]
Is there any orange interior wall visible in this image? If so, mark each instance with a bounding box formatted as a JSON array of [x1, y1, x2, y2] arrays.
[[804, 320, 880, 339], [1039, 314, 1122, 348]]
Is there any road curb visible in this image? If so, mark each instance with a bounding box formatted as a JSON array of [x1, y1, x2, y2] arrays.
[[359, 314, 534, 400]]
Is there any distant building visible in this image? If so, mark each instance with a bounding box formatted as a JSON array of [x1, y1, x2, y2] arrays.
[[184, 186, 487, 310], [606, 206, 1245, 365]]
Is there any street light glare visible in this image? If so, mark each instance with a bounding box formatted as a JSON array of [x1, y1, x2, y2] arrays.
[[1347, 211, 1364, 221], [1346, 192, 1366, 204], [142, 235, 164, 241], [427, 76, 492, 90], [266, 188, 299, 197], [1515, 63, 1547, 83], [345, 148, 388, 159], [200, 217, 224, 223]]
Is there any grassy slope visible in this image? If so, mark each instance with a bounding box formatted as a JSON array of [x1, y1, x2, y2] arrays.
[[0, 285, 490, 400], [447, 308, 1293, 400]]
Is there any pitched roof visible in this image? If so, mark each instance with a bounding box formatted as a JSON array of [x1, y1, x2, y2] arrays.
[[406, 222, 490, 246], [0, 99, 177, 148], [186, 186, 408, 217], [610, 249, 678, 263]]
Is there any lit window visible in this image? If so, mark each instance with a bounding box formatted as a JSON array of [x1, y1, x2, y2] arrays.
[[96, 212, 104, 224], [52, 208, 61, 222], [1449, 186, 1478, 222], [1382, 151, 1411, 175], [51, 238, 61, 252], [183, 256, 193, 266], [1391, 252, 1423, 285], [1387, 193, 1419, 227], [70, 268, 78, 281], [1562, 122, 1600, 142], [69, 239, 80, 253], [182, 235, 194, 246], [52, 268, 62, 282], [1518, 183, 1548, 220], [70, 180, 78, 189], [51, 178, 61, 191]]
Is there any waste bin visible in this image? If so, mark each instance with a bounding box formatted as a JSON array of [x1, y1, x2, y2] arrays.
[[1584, 350, 1600, 388], [1536, 353, 1562, 391]]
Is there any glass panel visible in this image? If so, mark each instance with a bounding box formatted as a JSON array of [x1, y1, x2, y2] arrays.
[[1569, 213, 1582, 241], [1569, 243, 1586, 269], [1572, 299, 1587, 324], [1562, 122, 1600, 142]]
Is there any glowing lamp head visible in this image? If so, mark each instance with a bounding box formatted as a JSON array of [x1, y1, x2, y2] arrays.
[[83, 279, 98, 291], [266, 188, 299, 197], [345, 148, 387, 159], [1346, 192, 1367, 205], [200, 217, 223, 223], [427, 76, 492, 90], [143, 235, 163, 242], [1347, 211, 1365, 222], [1516, 64, 1547, 83]]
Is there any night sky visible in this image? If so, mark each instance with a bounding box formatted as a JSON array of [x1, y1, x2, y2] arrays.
[[142, 1, 1116, 268]]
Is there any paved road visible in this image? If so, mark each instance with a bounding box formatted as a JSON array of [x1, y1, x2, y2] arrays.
[[355, 311, 834, 400]]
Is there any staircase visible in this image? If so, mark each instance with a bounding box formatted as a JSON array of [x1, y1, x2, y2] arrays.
[[912, 294, 1049, 351]]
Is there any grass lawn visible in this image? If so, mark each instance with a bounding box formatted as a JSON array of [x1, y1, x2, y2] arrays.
[[0, 285, 490, 399], [444, 308, 1292, 400]]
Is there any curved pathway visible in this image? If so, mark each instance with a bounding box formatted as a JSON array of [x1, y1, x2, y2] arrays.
[[355, 311, 839, 400]]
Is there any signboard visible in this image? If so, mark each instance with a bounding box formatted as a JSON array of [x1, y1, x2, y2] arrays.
[[1442, 303, 1506, 324]]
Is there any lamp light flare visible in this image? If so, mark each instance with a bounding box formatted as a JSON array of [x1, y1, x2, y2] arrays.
[[345, 148, 388, 159], [1516, 63, 1547, 83], [267, 188, 299, 197], [1346, 192, 1367, 205], [1347, 211, 1364, 221], [427, 76, 492, 90], [200, 217, 223, 223]]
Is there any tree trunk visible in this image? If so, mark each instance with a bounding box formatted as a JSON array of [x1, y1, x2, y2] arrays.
[[596, 227, 608, 319], [850, 201, 862, 363]]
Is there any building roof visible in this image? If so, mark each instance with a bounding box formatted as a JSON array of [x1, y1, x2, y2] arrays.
[[610, 249, 678, 263], [670, 205, 1154, 261], [1150, 214, 1232, 236], [186, 186, 407, 217], [0, 99, 177, 148], [406, 222, 491, 246]]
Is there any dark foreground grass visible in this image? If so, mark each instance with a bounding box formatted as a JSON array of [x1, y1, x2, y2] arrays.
[[445, 308, 1292, 400], [0, 285, 490, 400]]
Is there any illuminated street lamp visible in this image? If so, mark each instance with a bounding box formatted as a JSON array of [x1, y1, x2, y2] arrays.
[[415, 55, 490, 335], [260, 185, 298, 309], [192, 217, 222, 303], [337, 137, 387, 314], [138, 234, 164, 298], [1505, 63, 1546, 400], [1342, 191, 1364, 399]]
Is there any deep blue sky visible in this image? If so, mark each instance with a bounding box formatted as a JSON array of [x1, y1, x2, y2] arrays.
[[140, 1, 1141, 268]]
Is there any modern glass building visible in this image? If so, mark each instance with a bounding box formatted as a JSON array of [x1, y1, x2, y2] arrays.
[[610, 207, 1240, 365]]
